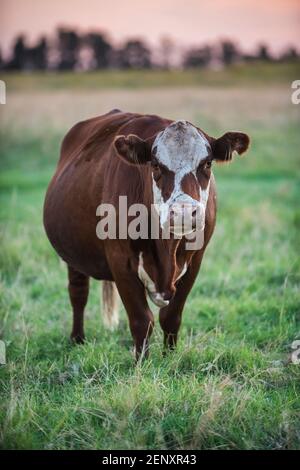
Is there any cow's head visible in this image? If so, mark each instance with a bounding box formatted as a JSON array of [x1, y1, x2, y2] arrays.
[[114, 120, 249, 235]]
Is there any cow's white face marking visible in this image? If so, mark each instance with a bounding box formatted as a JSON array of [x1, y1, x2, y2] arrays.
[[153, 120, 210, 172], [137, 252, 169, 307], [200, 181, 210, 207], [152, 120, 211, 231]]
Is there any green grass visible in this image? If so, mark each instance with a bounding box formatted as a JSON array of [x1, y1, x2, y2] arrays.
[[0, 67, 300, 449]]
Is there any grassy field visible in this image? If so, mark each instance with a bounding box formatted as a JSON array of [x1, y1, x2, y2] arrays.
[[3, 62, 300, 90], [0, 64, 300, 449]]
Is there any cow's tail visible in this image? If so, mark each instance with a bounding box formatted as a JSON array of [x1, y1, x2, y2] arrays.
[[101, 281, 120, 329]]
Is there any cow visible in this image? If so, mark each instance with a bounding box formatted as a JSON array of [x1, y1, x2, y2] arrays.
[[43, 110, 250, 360]]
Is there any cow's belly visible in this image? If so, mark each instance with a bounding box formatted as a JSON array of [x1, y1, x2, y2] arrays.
[[43, 176, 112, 280], [44, 214, 112, 279]]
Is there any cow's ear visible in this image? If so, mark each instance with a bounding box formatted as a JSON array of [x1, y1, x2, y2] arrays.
[[114, 134, 152, 165], [212, 132, 250, 162]]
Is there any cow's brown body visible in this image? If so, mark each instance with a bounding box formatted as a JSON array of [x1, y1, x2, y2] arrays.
[[44, 110, 249, 358]]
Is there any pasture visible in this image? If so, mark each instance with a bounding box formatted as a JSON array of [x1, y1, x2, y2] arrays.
[[0, 64, 300, 449]]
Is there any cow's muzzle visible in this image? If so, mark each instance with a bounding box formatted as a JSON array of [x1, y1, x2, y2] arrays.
[[168, 201, 205, 236]]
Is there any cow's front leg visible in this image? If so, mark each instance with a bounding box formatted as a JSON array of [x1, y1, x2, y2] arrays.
[[159, 252, 203, 350], [113, 272, 154, 360]]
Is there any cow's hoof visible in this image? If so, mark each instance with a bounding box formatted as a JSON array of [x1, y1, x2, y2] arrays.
[[162, 345, 176, 357], [70, 334, 85, 345]]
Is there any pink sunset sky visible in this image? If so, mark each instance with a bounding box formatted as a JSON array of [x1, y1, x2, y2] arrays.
[[0, 0, 299, 56]]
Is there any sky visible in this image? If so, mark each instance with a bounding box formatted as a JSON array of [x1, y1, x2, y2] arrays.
[[0, 0, 299, 57]]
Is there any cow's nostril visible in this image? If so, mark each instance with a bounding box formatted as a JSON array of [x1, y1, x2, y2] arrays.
[[192, 208, 197, 218]]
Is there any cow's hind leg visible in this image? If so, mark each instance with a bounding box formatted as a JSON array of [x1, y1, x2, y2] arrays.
[[68, 265, 89, 344]]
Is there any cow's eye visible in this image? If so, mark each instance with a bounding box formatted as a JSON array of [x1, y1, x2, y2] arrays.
[[204, 161, 212, 170]]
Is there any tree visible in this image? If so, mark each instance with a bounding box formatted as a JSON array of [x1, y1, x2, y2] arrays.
[[34, 37, 47, 69], [85, 32, 112, 69], [7, 35, 27, 70], [183, 45, 212, 68], [26, 37, 47, 70], [220, 40, 240, 66], [279, 47, 299, 62], [159, 36, 175, 69], [57, 28, 80, 70], [257, 43, 272, 62], [117, 40, 152, 69]]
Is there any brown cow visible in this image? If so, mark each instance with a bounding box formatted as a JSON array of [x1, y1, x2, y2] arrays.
[[43, 110, 249, 360]]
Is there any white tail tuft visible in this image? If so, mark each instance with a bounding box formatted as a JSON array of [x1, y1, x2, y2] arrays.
[[101, 281, 119, 329]]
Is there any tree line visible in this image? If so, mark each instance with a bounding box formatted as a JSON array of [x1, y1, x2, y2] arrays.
[[0, 28, 298, 71]]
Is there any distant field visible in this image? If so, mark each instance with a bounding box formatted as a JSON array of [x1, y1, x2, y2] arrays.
[[0, 66, 300, 449], [3, 62, 300, 90]]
